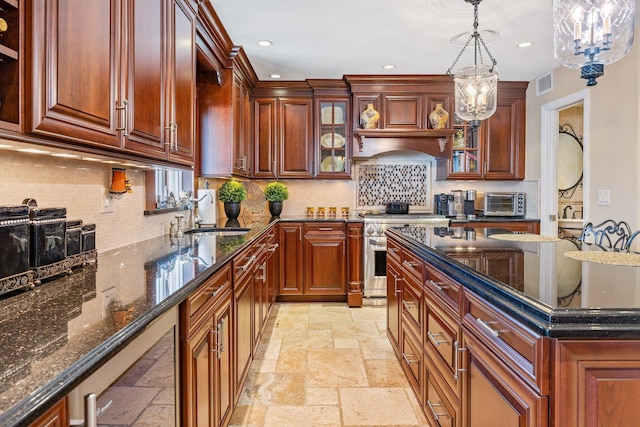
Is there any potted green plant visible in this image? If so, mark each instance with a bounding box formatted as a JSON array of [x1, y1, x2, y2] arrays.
[[263, 181, 289, 218], [218, 179, 247, 222]]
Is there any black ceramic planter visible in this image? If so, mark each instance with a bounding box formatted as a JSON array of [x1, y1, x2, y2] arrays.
[[224, 202, 241, 220], [269, 201, 283, 218]]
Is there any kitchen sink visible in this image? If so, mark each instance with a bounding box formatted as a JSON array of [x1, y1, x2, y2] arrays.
[[558, 218, 583, 236], [184, 227, 250, 236]]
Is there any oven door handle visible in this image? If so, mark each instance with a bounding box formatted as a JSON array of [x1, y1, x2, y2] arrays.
[[368, 238, 387, 247]]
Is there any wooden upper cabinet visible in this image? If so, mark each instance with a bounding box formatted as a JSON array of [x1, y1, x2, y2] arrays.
[[165, 0, 196, 165], [482, 94, 526, 180], [26, 0, 196, 166], [232, 72, 253, 176], [0, 0, 20, 131], [253, 98, 277, 178], [27, 0, 121, 149], [382, 94, 424, 129], [278, 98, 314, 178]]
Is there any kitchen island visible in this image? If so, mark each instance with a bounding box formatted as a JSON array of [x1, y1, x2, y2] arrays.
[[387, 225, 640, 427]]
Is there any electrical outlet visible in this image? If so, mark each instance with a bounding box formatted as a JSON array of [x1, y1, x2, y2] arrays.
[[597, 189, 611, 206], [100, 187, 116, 213]]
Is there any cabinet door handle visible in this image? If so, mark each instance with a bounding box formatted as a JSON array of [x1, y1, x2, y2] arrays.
[[476, 317, 502, 337], [212, 317, 225, 358], [402, 300, 415, 312], [392, 273, 403, 295], [426, 400, 450, 421], [267, 243, 279, 253], [428, 279, 449, 292], [256, 263, 267, 282], [115, 100, 129, 137], [427, 331, 448, 347], [453, 341, 467, 380], [211, 286, 224, 298], [402, 260, 419, 269]]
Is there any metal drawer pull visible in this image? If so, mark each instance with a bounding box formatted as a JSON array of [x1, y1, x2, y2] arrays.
[[236, 255, 256, 271], [426, 400, 450, 421], [403, 260, 419, 268], [393, 273, 403, 294], [267, 243, 279, 252], [388, 247, 398, 253], [211, 286, 224, 298], [402, 300, 415, 311], [429, 279, 449, 291], [453, 341, 467, 380], [427, 331, 448, 347], [212, 318, 226, 358], [115, 100, 129, 137], [256, 263, 267, 282], [402, 352, 418, 365], [476, 317, 502, 337], [318, 227, 334, 231]]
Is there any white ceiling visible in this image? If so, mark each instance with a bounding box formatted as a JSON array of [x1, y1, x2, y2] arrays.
[[208, 0, 560, 83]]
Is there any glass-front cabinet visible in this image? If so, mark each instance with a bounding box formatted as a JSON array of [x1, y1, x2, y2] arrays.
[[316, 98, 350, 178], [449, 115, 482, 178], [0, 0, 19, 130]]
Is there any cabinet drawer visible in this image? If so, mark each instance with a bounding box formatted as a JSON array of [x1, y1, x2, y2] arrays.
[[402, 249, 424, 283], [424, 359, 461, 427], [387, 238, 403, 265], [183, 263, 232, 333], [401, 322, 423, 400], [425, 265, 461, 318], [233, 243, 259, 284], [424, 297, 462, 399], [402, 272, 422, 336], [304, 222, 345, 234], [463, 290, 550, 394]]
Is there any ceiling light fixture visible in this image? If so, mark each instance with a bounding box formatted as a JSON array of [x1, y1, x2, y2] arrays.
[[446, 0, 498, 131], [552, 0, 635, 87], [382, 64, 396, 69], [257, 40, 273, 47], [518, 42, 533, 48], [270, 74, 281, 79]]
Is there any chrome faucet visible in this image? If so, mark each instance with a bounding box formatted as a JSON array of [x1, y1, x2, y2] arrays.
[[562, 205, 573, 219], [187, 191, 215, 229]]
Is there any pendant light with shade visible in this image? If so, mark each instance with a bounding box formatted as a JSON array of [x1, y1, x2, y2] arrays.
[[446, 0, 499, 132], [552, 0, 635, 87]]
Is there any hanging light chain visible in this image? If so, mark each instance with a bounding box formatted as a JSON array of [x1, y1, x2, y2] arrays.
[[446, 0, 497, 76]]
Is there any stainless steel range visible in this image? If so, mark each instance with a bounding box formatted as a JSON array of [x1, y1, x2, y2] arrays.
[[360, 213, 449, 298]]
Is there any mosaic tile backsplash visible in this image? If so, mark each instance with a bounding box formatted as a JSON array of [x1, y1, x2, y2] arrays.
[[356, 162, 430, 208]]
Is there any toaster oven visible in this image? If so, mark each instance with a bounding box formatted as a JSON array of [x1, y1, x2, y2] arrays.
[[477, 192, 526, 217]]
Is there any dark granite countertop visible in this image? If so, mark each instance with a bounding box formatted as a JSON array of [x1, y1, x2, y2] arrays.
[[388, 225, 640, 339]]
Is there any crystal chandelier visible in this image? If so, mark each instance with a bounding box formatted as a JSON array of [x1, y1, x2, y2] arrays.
[[447, 0, 498, 131], [552, 0, 635, 87]]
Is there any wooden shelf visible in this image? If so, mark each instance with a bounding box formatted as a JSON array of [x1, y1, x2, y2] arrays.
[[353, 128, 455, 159]]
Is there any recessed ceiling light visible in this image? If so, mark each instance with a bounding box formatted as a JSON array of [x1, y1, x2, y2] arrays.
[[382, 64, 396, 70], [518, 42, 533, 48], [270, 74, 281, 79], [257, 40, 273, 47], [17, 148, 50, 154]]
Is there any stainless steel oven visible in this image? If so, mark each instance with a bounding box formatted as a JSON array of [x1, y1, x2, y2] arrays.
[[360, 213, 449, 298]]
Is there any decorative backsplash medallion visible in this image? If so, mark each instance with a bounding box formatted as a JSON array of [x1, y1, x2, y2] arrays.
[[356, 161, 430, 209]]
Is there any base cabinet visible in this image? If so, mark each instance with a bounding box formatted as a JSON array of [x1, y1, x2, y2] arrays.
[[28, 397, 68, 427]]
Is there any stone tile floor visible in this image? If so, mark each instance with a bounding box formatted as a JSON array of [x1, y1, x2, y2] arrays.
[[95, 302, 430, 426], [229, 302, 430, 427]]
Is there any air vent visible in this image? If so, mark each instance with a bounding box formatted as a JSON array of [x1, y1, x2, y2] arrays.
[[536, 72, 553, 96]]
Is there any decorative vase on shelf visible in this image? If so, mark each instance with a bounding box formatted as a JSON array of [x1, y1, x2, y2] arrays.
[[429, 103, 449, 129], [360, 103, 380, 129]]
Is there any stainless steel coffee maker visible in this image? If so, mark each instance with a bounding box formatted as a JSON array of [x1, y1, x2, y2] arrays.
[[464, 190, 477, 219]]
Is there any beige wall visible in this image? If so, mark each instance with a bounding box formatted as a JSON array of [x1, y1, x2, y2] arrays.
[[0, 146, 169, 252], [525, 24, 640, 228]]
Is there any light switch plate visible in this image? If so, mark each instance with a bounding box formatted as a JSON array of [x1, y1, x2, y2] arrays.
[[597, 189, 610, 206], [100, 187, 116, 213]]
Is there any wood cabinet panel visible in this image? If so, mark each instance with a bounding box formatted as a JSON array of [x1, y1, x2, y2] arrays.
[[386, 256, 402, 358], [232, 73, 252, 176], [401, 320, 423, 401], [483, 96, 525, 180], [27, 0, 120, 148], [463, 327, 548, 427], [278, 98, 314, 178], [347, 222, 363, 307], [555, 340, 640, 427], [213, 292, 233, 427], [254, 98, 277, 178], [383, 94, 424, 129], [28, 396, 68, 427], [233, 270, 253, 400], [278, 223, 303, 295], [303, 223, 346, 295], [424, 356, 461, 427]]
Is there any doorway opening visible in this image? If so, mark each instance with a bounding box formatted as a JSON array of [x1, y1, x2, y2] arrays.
[[540, 90, 590, 236]]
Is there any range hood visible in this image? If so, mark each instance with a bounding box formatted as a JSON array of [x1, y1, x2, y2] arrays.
[[352, 129, 455, 159]]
